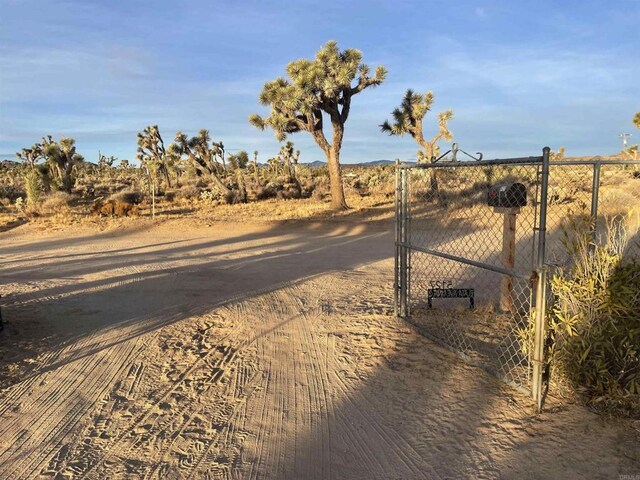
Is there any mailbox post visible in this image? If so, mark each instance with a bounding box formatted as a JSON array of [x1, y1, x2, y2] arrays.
[[488, 183, 527, 312]]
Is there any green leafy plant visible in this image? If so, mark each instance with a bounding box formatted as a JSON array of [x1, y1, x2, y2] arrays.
[[548, 214, 640, 416]]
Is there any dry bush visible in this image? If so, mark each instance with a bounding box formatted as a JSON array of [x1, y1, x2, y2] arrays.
[[254, 183, 278, 200], [41, 192, 73, 214], [93, 190, 142, 217], [164, 190, 177, 202], [0, 183, 24, 203], [176, 185, 200, 200]]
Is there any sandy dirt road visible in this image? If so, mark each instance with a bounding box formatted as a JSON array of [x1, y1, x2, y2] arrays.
[[0, 219, 638, 479]]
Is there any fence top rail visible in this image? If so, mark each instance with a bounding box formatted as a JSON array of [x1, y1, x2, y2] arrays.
[[397, 157, 640, 169], [548, 159, 640, 166], [397, 155, 543, 169]]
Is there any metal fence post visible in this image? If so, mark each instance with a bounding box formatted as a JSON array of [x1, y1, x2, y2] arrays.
[[406, 168, 412, 317], [532, 146, 550, 411], [394, 160, 400, 317], [590, 160, 601, 244], [400, 168, 409, 317]]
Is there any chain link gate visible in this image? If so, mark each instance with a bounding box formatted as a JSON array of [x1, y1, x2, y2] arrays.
[[395, 150, 640, 410]]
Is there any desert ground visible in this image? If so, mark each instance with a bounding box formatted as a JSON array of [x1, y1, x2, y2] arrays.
[[1, 216, 639, 479]]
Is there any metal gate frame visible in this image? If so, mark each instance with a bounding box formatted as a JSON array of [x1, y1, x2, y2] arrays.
[[395, 149, 640, 411]]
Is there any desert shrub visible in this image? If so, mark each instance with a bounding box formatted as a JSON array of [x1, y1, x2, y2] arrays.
[[164, 190, 177, 202], [15, 197, 25, 212], [42, 191, 73, 214], [310, 165, 329, 179], [254, 183, 277, 200], [199, 189, 219, 203], [0, 183, 24, 202], [93, 190, 142, 217], [111, 190, 143, 205], [300, 178, 316, 198], [548, 215, 640, 417], [277, 181, 302, 200], [176, 185, 200, 200], [224, 189, 246, 205]]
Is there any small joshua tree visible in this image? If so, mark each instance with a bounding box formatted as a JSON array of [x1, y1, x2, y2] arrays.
[[41, 136, 84, 192], [278, 141, 298, 179], [550, 147, 566, 161], [381, 89, 453, 191], [137, 126, 172, 188], [16, 144, 44, 167], [250, 41, 387, 210], [622, 112, 640, 160], [97, 151, 117, 179], [227, 150, 249, 203], [252, 151, 261, 186]]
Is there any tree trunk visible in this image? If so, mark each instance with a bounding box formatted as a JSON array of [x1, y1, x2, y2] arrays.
[[237, 171, 247, 203], [253, 161, 261, 187], [429, 156, 439, 193], [161, 161, 172, 189], [327, 147, 348, 210], [210, 172, 231, 196]]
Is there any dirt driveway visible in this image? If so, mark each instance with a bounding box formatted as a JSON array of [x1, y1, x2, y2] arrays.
[[0, 219, 638, 479]]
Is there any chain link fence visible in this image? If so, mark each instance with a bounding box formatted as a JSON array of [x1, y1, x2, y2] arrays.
[[394, 150, 640, 409]]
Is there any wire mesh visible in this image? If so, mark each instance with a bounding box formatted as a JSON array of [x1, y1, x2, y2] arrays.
[[396, 157, 640, 398]]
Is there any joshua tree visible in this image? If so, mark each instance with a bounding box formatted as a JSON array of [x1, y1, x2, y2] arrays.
[[267, 157, 281, 177], [171, 129, 230, 195], [381, 89, 453, 191], [98, 151, 118, 179], [16, 144, 44, 167], [227, 150, 249, 203], [137, 126, 172, 188], [250, 41, 387, 210], [550, 147, 565, 161], [622, 112, 640, 160], [252, 150, 261, 186], [278, 141, 298, 179], [293, 149, 300, 175], [41, 136, 85, 192]]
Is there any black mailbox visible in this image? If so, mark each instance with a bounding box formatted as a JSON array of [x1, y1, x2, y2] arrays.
[[488, 182, 527, 208]]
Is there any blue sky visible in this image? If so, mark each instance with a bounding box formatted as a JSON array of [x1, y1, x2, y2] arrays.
[[0, 0, 638, 164]]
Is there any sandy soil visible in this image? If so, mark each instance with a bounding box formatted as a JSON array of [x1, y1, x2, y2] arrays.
[[0, 218, 638, 479]]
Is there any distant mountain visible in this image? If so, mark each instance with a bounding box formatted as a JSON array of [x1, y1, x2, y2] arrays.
[[353, 159, 395, 166], [302, 159, 398, 167], [303, 160, 326, 167], [1, 159, 19, 168]]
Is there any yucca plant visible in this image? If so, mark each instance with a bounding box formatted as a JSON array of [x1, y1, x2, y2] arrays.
[[23, 168, 42, 210]]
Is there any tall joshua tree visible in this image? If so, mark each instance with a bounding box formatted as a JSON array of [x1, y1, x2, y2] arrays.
[[137, 126, 172, 188], [250, 41, 387, 210], [633, 112, 640, 129], [381, 89, 453, 191]]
